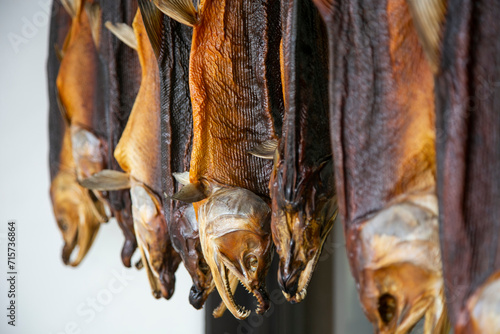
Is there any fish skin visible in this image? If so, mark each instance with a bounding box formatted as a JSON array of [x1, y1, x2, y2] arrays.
[[314, 0, 447, 332], [99, 0, 141, 268], [188, 0, 283, 198], [114, 9, 182, 299], [435, 0, 500, 331], [48, 0, 72, 181], [271, 0, 337, 303]]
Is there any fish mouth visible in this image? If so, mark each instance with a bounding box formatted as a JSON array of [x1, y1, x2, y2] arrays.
[[62, 230, 78, 265], [217, 260, 269, 319], [120, 238, 137, 268], [372, 293, 434, 334], [279, 220, 334, 303], [189, 285, 207, 309], [189, 283, 215, 309], [137, 242, 176, 300], [159, 268, 176, 299], [281, 252, 317, 303], [61, 215, 101, 267]]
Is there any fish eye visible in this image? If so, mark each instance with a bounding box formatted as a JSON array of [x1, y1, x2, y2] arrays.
[[246, 255, 258, 272], [199, 260, 209, 274], [58, 219, 68, 232]]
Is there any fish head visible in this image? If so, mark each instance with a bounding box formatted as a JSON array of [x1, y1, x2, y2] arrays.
[[456, 271, 500, 334], [50, 170, 106, 266], [272, 158, 337, 303], [198, 186, 273, 319], [131, 185, 181, 300], [349, 195, 446, 333], [169, 203, 214, 309]]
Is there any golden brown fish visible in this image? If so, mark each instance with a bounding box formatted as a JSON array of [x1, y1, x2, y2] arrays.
[[153, 0, 283, 319], [49, 0, 107, 267]]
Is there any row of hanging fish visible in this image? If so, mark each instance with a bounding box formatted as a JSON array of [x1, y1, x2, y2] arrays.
[[48, 0, 500, 332]]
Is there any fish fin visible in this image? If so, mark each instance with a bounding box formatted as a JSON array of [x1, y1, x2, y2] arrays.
[[54, 43, 64, 62], [55, 87, 70, 126], [172, 172, 190, 186], [152, 0, 198, 27], [138, 0, 164, 59], [169, 182, 206, 203], [406, 0, 447, 73], [105, 21, 138, 50], [60, 0, 78, 18], [248, 139, 278, 160], [80, 170, 131, 191], [85, 2, 101, 50]]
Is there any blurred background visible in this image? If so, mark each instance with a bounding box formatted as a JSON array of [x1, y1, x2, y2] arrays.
[[0, 1, 371, 333]]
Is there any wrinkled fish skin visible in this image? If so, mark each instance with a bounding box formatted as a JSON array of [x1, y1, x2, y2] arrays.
[[99, 0, 141, 268], [113, 10, 182, 300], [271, 0, 337, 304], [189, 0, 282, 198], [314, 0, 448, 332], [436, 0, 500, 332], [182, 0, 283, 319]]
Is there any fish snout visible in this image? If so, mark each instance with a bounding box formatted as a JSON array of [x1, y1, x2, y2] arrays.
[[120, 239, 137, 268], [189, 285, 206, 309], [159, 270, 176, 299], [278, 262, 304, 300], [61, 243, 73, 265]]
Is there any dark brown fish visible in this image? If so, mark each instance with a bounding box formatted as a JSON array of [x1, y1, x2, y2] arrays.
[[50, 0, 108, 267], [153, 0, 283, 319], [314, 0, 448, 332], [252, 0, 337, 304], [435, 0, 500, 332], [99, 0, 141, 268]]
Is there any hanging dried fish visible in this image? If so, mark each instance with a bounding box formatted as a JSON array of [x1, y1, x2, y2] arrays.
[[251, 0, 337, 304], [98, 0, 142, 268], [137, 1, 217, 310], [50, 0, 108, 267], [435, 0, 500, 332], [154, 0, 283, 319], [313, 0, 448, 332], [82, 9, 182, 299]]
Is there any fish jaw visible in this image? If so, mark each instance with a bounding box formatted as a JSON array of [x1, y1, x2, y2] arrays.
[[170, 204, 214, 309], [455, 271, 500, 334], [51, 171, 105, 266], [197, 186, 273, 319], [131, 185, 181, 299], [272, 159, 337, 303], [348, 193, 447, 333]]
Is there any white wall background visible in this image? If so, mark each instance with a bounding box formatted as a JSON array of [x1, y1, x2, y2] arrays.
[[0, 1, 204, 333]]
